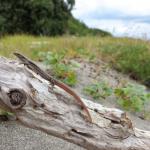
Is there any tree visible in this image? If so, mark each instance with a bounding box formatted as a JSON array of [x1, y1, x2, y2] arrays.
[[0, 0, 111, 37], [0, 0, 71, 36]]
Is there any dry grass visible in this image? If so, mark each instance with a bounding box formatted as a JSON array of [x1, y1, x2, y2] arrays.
[[0, 34, 150, 83]]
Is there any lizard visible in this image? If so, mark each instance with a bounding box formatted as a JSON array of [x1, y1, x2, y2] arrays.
[[14, 52, 92, 122]]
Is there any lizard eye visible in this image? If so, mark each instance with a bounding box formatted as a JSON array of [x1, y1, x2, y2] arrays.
[[8, 89, 26, 109]]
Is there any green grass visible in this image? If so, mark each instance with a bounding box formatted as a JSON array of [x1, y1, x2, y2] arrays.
[[100, 41, 150, 83], [0, 34, 150, 84]]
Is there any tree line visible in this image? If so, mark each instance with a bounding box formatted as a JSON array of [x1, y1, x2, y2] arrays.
[[0, 0, 111, 36]]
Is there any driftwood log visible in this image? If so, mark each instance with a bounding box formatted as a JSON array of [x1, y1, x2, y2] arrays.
[[0, 54, 150, 150]]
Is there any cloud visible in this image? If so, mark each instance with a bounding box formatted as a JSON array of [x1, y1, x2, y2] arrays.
[[73, 0, 150, 18], [87, 11, 150, 23], [83, 18, 150, 39], [72, 0, 150, 38]]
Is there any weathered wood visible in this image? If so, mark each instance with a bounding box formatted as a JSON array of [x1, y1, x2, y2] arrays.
[[0, 55, 150, 150]]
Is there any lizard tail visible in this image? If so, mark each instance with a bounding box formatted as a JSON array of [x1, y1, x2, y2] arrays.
[[55, 80, 92, 122]]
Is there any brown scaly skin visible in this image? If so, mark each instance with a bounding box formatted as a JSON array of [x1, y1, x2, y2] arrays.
[[14, 53, 92, 122]]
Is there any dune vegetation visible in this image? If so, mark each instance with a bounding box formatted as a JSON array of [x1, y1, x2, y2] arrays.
[[0, 35, 149, 85]]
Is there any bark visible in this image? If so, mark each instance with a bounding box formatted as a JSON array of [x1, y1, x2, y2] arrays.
[[0, 55, 150, 150]]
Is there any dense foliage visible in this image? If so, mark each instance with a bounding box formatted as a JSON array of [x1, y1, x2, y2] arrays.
[[67, 17, 111, 36], [0, 0, 111, 36], [0, 0, 70, 36]]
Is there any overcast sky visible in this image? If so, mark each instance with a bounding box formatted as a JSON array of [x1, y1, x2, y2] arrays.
[[72, 0, 150, 38]]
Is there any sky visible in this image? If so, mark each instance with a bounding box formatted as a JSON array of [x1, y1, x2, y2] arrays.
[[72, 0, 150, 38]]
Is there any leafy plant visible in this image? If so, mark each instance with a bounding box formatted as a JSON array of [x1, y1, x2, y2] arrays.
[[115, 84, 150, 112], [52, 63, 77, 86], [39, 51, 77, 86], [83, 82, 113, 100], [39, 51, 65, 65]]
